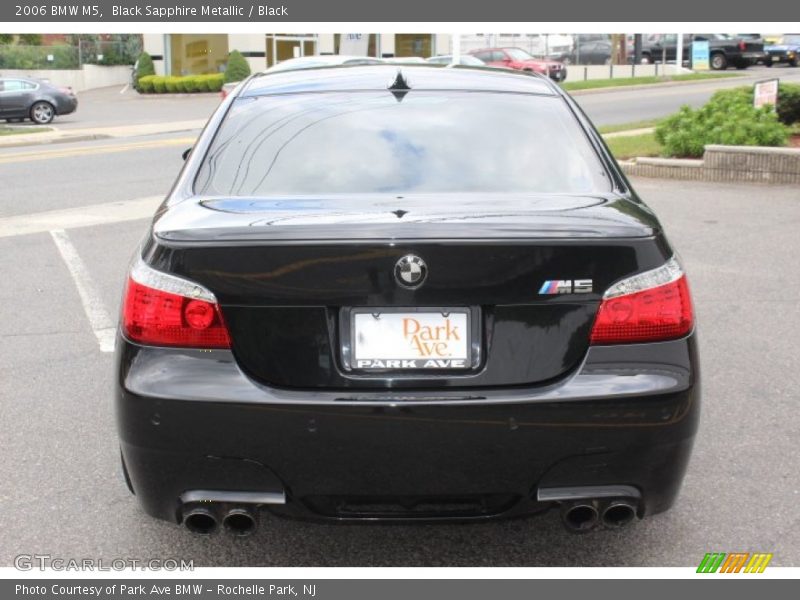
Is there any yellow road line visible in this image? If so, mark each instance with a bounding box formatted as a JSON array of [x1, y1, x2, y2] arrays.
[[0, 137, 196, 165]]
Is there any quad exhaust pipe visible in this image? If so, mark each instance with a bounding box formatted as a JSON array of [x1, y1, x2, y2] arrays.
[[561, 498, 638, 533], [222, 507, 258, 536], [561, 502, 599, 533], [179, 490, 285, 535], [182, 507, 219, 535], [538, 485, 641, 533], [182, 505, 258, 536], [601, 500, 637, 528]]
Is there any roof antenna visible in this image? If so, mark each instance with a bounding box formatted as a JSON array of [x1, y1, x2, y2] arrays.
[[388, 69, 411, 102]]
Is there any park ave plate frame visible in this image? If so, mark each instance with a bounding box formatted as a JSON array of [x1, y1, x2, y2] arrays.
[[340, 307, 481, 372]]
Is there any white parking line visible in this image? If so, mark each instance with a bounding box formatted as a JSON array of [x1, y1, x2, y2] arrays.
[[50, 229, 116, 353], [0, 195, 162, 238]]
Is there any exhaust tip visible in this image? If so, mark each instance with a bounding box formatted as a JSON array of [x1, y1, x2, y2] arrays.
[[562, 503, 599, 533], [602, 502, 636, 528], [223, 508, 257, 536], [183, 508, 218, 535]]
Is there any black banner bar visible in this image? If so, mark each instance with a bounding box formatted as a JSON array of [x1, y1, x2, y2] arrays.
[[2, 0, 798, 22], [3, 579, 798, 600]]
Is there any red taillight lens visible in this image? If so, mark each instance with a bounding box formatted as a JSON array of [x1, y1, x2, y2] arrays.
[[590, 270, 694, 345], [122, 277, 231, 348], [739, 41, 747, 50]]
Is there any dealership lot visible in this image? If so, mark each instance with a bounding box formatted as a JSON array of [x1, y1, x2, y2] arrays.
[[1, 128, 799, 566]]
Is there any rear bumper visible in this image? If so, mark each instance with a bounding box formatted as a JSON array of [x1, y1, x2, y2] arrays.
[[116, 334, 700, 523], [54, 96, 78, 115]]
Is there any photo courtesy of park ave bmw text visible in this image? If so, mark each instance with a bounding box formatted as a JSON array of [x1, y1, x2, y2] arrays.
[[0, 0, 799, 594]]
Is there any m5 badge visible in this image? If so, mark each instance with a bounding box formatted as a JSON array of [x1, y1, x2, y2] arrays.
[[539, 279, 593, 295]]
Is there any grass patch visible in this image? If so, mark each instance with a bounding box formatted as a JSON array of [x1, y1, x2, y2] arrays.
[[561, 72, 741, 92], [0, 125, 51, 136], [604, 132, 662, 160]]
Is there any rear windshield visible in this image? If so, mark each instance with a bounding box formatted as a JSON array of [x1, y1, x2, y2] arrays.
[[195, 91, 611, 196]]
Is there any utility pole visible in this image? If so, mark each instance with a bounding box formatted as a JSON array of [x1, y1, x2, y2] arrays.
[[452, 34, 461, 64], [611, 34, 625, 64], [676, 33, 684, 73]]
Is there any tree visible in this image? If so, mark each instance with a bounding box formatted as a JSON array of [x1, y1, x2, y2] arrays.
[[0, 34, 13, 45], [18, 34, 43, 46], [224, 50, 251, 83], [134, 51, 155, 88]]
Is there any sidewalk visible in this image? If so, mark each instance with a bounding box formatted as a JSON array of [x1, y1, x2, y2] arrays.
[[0, 119, 207, 148], [603, 127, 656, 138]]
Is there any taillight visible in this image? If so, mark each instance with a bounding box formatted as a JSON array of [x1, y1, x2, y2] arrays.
[[121, 258, 230, 348], [739, 41, 747, 50], [590, 257, 694, 345]]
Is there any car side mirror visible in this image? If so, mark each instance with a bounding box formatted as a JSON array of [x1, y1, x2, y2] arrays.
[[182, 147, 192, 161]]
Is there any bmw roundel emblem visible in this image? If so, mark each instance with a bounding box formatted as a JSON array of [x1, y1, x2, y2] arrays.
[[394, 255, 427, 288]]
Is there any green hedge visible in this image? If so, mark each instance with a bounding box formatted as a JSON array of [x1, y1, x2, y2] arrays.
[[136, 73, 224, 94], [655, 84, 798, 158]]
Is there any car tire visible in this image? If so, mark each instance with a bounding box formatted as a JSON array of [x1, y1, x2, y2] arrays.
[[765, 61, 773, 67], [30, 101, 55, 124], [790, 58, 798, 67], [710, 53, 728, 70]]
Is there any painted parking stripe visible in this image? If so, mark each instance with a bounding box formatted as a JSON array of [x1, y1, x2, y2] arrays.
[[0, 195, 162, 238], [50, 229, 116, 353]]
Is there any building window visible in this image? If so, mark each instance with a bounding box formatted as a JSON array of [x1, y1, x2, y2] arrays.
[[394, 34, 433, 58], [169, 34, 228, 76], [334, 34, 378, 57], [266, 34, 318, 67]]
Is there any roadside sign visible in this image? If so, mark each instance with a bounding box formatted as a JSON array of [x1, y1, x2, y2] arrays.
[[754, 79, 779, 108], [339, 33, 369, 55], [692, 41, 710, 70]]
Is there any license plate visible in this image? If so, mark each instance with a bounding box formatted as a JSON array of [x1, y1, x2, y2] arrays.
[[772, 55, 781, 61], [352, 310, 470, 369]]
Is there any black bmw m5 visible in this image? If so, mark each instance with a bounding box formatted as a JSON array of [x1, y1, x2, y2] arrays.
[[115, 65, 699, 535]]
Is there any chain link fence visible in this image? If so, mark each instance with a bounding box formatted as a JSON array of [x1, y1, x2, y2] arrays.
[[0, 37, 141, 70]]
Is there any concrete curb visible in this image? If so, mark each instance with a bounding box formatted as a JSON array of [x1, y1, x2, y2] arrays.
[[621, 145, 800, 184], [566, 75, 745, 96], [0, 119, 207, 149], [0, 133, 112, 149]]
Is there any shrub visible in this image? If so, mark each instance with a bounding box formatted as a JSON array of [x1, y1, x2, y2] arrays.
[[181, 76, 198, 93], [198, 73, 224, 92], [18, 34, 42, 45], [703, 84, 800, 126], [165, 76, 190, 93], [224, 50, 250, 83], [135, 51, 155, 81], [776, 83, 800, 126], [136, 73, 224, 94], [134, 52, 156, 92], [655, 88, 789, 158], [0, 44, 78, 69], [137, 75, 156, 93]]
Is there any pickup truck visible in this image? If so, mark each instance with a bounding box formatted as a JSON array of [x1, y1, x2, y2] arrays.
[[641, 34, 768, 70]]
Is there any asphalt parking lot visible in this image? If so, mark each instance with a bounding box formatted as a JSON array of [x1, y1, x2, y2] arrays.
[[1, 76, 799, 566]]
